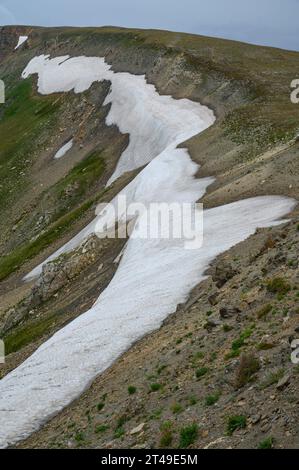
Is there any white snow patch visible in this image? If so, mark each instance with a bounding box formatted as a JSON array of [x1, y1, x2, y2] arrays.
[[22, 55, 215, 185], [54, 139, 73, 159], [0, 55, 296, 448], [15, 36, 28, 50]]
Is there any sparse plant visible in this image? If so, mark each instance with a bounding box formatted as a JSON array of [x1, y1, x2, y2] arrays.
[[114, 415, 127, 439], [227, 415, 247, 435], [171, 402, 183, 414], [205, 392, 220, 406], [179, 423, 199, 448], [97, 402, 105, 411], [223, 324, 233, 332], [266, 277, 291, 296], [258, 436, 274, 449], [260, 368, 284, 389], [159, 430, 173, 448], [74, 431, 85, 443], [232, 328, 253, 351], [235, 353, 260, 388], [128, 386, 136, 395], [195, 367, 209, 379], [95, 424, 109, 434], [257, 304, 272, 319], [188, 395, 198, 406], [150, 382, 162, 392]]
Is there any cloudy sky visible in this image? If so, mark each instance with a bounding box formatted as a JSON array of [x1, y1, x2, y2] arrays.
[[0, 0, 298, 51]]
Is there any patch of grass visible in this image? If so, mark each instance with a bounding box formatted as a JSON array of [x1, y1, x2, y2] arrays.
[[95, 424, 109, 434], [74, 432, 85, 443], [114, 427, 125, 439], [205, 392, 220, 406], [266, 277, 291, 296], [171, 403, 183, 414], [179, 423, 199, 448], [0, 79, 61, 211], [260, 368, 284, 389], [195, 367, 209, 379], [232, 328, 253, 351], [4, 310, 61, 354], [128, 386, 137, 395], [235, 353, 260, 388], [97, 402, 105, 412], [258, 436, 274, 449], [225, 349, 241, 360], [159, 430, 173, 448], [160, 421, 172, 432], [223, 324, 233, 332], [52, 150, 105, 210], [150, 383, 162, 392], [227, 415, 247, 435], [114, 415, 127, 439], [188, 395, 198, 406], [0, 193, 96, 281], [257, 304, 273, 319]]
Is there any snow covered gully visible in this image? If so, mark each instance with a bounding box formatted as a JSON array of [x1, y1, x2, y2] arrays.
[[0, 55, 296, 448]]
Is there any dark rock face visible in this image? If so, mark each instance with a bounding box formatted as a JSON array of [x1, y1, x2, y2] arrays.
[[219, 306, 241, 319]]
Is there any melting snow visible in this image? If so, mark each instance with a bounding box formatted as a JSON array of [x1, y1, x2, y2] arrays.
[[15, 36, 28, 50], [54, 139, 73, 159], [21, 55, 215, 185], [0, 55, 296, 448]]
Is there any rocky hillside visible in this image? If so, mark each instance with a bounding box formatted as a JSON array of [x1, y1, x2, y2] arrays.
[[0, 26, 298, 449]]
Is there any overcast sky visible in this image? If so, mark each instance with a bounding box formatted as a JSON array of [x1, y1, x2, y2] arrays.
[[1, 0, 298, 51]]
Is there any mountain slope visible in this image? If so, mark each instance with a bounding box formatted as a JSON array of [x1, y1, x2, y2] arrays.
[[0, 26, 298, 449]]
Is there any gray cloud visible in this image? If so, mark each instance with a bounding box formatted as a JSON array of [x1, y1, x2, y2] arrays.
[[1, 0, 298, 51]]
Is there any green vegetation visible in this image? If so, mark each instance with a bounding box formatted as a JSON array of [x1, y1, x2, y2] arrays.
[[226, 327, 254, 359], [0, 79, 61, 210], [74, 432, 85, 443], [227, 415, 247, 435], [95, 424, 109, 434], [0, 191, 99, 282], [0, 77, 105, 282], [260, 368, 284, 389], [52, 150, 105, 215], [258, 436, 274, 449], [150, 383, 162, 392], [97, 402, 105, 411], [179, 423, 199, 448], [195, 367, 209, 379], [171, 403, 183, 414], [232, 328, 253, 351], [128, 386, 137, 395], [188, 395, 198, 406], [266, 277, 291, 296], [223, 324, 233, 332], [159, 430, 173, 448], [205, 392, 220, 406], [114, 415, 127, 439], [257, 304, 273, 319], [4, 310, 62, 354]]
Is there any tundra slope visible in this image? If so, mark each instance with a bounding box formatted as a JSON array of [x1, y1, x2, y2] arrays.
[[0, 27, 298, 450], [1, 51, 294, 448]]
